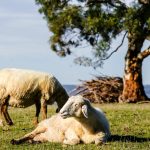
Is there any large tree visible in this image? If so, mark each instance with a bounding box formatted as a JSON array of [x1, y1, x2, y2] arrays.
[[35, 0, 150, 102]]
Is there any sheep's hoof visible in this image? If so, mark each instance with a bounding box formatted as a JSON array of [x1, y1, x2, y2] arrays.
[[10, 139, 20, 145], [8, 121, 13, 126], [33, 119, 38, 126]]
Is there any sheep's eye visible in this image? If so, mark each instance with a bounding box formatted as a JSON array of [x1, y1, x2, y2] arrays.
[[75, 104, 78, 107]]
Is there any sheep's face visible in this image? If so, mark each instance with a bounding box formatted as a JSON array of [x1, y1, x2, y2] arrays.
[[60, 95, 90, 119], [50, 90, 69, 113]]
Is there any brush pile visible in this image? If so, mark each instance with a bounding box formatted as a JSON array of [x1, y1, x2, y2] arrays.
[[70, 76, 123, 103]]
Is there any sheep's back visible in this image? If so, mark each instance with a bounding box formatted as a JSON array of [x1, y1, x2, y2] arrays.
[[0, 68, 56, 107]]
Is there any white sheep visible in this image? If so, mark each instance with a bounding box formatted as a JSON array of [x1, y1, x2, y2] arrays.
[[11, 95, 111, 145], [0, 68, 69, 126]]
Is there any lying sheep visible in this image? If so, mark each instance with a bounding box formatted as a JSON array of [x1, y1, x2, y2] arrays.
[[0, 68, 69, 126], [11, 95, 111, 145]]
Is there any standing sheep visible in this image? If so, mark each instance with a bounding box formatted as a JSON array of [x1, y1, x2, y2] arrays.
[[0, 68, 69, 126], [11, 95, 111, 145]]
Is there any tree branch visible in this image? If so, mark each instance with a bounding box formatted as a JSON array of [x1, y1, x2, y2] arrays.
[[138, 46, 150, 60], [102, 31, 127, 60], [86, 0, 127, 9], [146, 30, 150, 40], [138, 0, 150, 5]]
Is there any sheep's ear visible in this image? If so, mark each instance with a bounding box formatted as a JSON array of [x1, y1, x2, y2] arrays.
[[82, 105, 88, 118]]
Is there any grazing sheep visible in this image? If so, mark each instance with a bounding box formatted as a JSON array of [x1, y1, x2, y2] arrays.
[[0, 68, 69, 126], [11, 95, 111, 145]]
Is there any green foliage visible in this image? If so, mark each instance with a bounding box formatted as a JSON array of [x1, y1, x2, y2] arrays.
[[146, 17, 150, 31], [0, 104, 150, 149], [73, 40, 109, 68], [35, 0, 150, 67]]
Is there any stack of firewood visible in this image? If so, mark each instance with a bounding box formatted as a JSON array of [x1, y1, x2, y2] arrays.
[[70, 76, 123, 103]]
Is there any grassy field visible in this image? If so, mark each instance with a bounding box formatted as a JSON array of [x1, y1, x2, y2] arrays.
[[0, 103, 150, 150]]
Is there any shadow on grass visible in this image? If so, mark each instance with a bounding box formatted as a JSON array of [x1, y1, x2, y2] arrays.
[[109, 135, 150, 142]]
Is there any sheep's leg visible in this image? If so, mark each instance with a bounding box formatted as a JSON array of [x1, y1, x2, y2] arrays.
[[41, 100, 47, 120], [63, 128, 80, 145], [0, 96, 13, 126], [11, 124, 47, 145], [0, 103, 4, 126], [32, 132, 48, 143], [1, 104, 13, 125], [34, 100, 41, 125], [0, 88, 6, 126]]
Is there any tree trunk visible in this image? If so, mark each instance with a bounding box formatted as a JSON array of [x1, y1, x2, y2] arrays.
[[119, 33, 148, 103]]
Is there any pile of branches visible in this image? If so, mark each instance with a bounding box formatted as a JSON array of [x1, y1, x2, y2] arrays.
[[70, 76, 123, 103]]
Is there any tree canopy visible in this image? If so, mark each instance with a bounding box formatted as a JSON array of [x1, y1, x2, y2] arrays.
[[35, 0, 150, 102], [35, 0, 150, 68]]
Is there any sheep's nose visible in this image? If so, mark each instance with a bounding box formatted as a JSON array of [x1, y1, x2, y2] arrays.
[[60, 110, 65, 114], [60, 109, 68, 115], [60, 110, 69, 119]]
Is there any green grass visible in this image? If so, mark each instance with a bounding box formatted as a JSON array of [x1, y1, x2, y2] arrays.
[[0, 103, 150, 150]]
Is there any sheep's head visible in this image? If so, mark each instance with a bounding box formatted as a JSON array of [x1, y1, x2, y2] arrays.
[[60, 95, 90, 119], [50, 89, 69, 113]]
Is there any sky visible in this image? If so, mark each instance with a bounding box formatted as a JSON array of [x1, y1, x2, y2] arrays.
[[0, 0, 150, 85]]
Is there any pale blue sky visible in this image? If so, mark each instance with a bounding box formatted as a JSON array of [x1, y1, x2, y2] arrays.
[[0, 0, 150, 84]]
